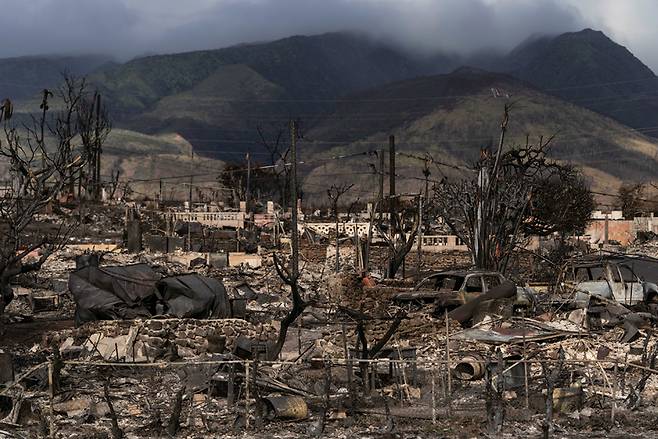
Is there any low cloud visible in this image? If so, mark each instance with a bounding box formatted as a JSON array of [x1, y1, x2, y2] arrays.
[[0, 0, 653, 71]]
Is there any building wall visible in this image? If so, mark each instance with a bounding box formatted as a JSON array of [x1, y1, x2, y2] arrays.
[[585, 219, 634, 245], [418, 235, 468, 252]]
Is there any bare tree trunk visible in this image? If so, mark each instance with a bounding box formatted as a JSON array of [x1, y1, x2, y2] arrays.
[[335, 215, 340, 273], [268, 120, 307, 360]]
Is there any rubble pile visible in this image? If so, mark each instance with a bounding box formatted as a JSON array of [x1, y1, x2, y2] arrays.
[[9, 207, 658, 438], [50, 318, 278, 361]]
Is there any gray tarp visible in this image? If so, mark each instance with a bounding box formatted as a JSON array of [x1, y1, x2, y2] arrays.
[[69, 264, 230, 325], [156, 274, 230, 319], [70, 264, 158, 324]]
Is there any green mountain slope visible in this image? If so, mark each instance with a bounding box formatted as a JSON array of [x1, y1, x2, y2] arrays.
[[92, 33, 451, 113], [504, 29, 658, 132], [86, 33, 458, 155], [300, 68, 658, 198]]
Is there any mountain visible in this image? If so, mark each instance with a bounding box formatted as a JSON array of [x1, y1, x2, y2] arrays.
[[0, 54, 114, 101], [80, 28, 658, 161], [299, 68, 658, 199], [503, 28, 658, 133], [6, 29, 658, 198], [85, 33, 459, 158], [101, 130, 224, 199], [0, 128, 224, 201]]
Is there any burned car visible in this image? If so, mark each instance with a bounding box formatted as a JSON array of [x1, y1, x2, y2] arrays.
[[393, 270, 534, 316], [561, 256, 658, 306]]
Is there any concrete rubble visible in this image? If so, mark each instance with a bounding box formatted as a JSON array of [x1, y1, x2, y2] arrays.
[[5, 204, 658, 438]]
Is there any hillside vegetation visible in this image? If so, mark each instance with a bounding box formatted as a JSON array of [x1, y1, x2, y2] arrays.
[[3, 29, 658, 197], [300, 69, 658, 198], [503, 29, 658, 132]]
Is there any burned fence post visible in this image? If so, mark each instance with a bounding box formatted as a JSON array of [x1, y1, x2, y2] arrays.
[[485, 349, 505, 435], [431, 366, 437, 424], [245, 360, 250, 430], [445, 310, 452, 417], [252, 358, 263, 429], [356, 320, 370, 395], [612, 362, 618, 423], [541, 347, 565, 439], [167, 385, 185, 437], [227, 362, 236, 408], [523, 320, 530, 410], [318, 358, 332, 435], [342, 323, 355, 407], [48, 360, 55, 438], [125, 208, 142, 253], [104, 381, 124, 439]]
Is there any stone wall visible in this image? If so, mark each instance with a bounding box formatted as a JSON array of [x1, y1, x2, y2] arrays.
[[55, 318, 278, 362]]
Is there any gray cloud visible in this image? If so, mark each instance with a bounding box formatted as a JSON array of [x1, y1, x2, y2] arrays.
[[155, 0, 584, 56], [0, 0, 653, 71]]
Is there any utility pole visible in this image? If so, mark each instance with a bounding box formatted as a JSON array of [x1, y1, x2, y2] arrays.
[[188, 175, 193, 251], [423, 156, 431, 200], [290, 120, 299, 281], [159, 179, 163, 204], [188, 176, 193, 211], [416, 194, 423, 281], [246, 151, 251, 214], [418, 157, 430, 281], [187, 150, 194, 251], [189, 150, 194, 210], [388, 135, 396, 278], [378, 149, 384, 222], [389, 135, 396, 231], [94, 93, 102, 201]]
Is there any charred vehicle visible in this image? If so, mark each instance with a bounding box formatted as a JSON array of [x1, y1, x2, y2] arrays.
[[393, 270, 534, 316], [561, 256, 658, 306]]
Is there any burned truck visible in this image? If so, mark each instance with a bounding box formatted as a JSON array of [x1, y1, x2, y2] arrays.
[[561, 255, 658, 306]]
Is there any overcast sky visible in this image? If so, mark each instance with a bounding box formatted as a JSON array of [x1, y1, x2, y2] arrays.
[[1, 0, 657, 70]]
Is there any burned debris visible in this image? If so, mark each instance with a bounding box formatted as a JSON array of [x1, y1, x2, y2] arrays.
[[3, 102, 658, 439]]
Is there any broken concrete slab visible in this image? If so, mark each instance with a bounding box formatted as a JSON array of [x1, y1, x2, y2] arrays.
[[53, 398, 110, 418], [228, 252, 262, 268]]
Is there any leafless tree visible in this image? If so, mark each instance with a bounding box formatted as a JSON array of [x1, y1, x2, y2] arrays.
[[257, 124, 291, 209], [75, 78, 111, 200], [0, 77, 100, 327], [378, 195, 421, 278], [431, 105, 592, 272], [327, 183, 353, 273], [268, 120, 307, 360]]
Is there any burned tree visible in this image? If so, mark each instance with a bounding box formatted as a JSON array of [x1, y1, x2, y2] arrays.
[[268, 120, 307, 360], [75, 79, 111, 201], [618, 182, 647, 219], [523, 164, 594, 236], [257, 123, 291, 210], [432, 105, 593, 272], [327, 183, 353, 273], [218, 162, 279, 208], [0, 78, 99, 324], [379, 195, 421, 278]]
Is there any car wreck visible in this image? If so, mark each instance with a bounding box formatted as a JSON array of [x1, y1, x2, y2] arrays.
[[561, 255, 658, 306], [393, 269, 534, 319]]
